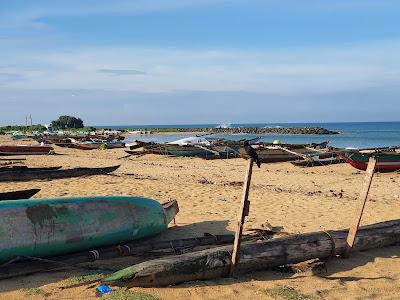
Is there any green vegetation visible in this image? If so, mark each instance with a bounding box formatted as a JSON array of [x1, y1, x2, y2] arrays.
[[0, 124, 46, 132], [50, 115, 84, 129], [106, 289, 159, 300], [263, 286, 312, 300], [60, 127, 97, 133], [22, 287, 50, 297], [66, 272, 104, 284]]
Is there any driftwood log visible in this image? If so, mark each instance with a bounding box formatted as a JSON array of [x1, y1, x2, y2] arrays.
[[0, 234, 236, 279], [105, 219, 400, 287]]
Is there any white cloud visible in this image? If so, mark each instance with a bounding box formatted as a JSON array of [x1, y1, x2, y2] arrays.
[[1, 39, 400, 95], [97, 69, 146, 76]]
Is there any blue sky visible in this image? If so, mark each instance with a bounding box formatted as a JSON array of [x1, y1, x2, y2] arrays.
[[1, 0, 400, 125]]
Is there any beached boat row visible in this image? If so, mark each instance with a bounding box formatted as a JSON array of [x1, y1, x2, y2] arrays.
[[126, 137, 334, 162], [127, 136, 400, 172]]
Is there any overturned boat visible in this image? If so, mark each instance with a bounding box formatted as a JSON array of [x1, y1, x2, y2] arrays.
[[0, 197, 179, 263]]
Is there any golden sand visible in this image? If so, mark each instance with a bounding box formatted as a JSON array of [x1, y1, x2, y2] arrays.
[[0, 136, 399, 299]]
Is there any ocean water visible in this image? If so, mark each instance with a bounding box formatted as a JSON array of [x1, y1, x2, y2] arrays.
[[103, 122, 400, 149]]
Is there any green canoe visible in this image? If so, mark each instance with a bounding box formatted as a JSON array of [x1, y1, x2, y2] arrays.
[[0, 196, 178, 263]]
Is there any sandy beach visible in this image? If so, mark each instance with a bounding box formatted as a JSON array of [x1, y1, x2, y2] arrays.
[[0, 136, 399, 300]]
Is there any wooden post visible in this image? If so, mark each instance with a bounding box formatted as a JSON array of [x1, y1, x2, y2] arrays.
[[230, 158, 254, 277], [344, 156, 377, 256]]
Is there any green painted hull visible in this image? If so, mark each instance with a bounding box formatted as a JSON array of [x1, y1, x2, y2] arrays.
[[0, 196, 178, 263], [337, 150, 400, 172]]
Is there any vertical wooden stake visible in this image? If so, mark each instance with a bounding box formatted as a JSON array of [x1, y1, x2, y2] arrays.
[[230, 158, 254, 277], [344, 156, 377, 257]]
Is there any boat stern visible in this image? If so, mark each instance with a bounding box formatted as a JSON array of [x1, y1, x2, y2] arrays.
[[162, 200, 179, 225]]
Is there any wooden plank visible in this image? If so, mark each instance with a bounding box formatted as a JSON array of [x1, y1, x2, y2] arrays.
[[230, 158, 254, 277], [345, 156, 377, 256]]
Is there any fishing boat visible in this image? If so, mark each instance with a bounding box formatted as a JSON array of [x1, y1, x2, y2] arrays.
[[0, 197, 178, 263], [166, 144, 220, 158], [11, 133, 31, 140], [127, 137, 216, 157], [74, 141, 125, 150], [126, 140, 156, 150], [127, 137, 258, 158], [336, 149, 400, 172], [0, 145, 53, 156], [291, 157, 344, 167], [0, 165, 119, 182], [208, 137, 260, 158], [239, 142, 331, 163], [54, 142, 76, 148], [0, 189, 41, 201]]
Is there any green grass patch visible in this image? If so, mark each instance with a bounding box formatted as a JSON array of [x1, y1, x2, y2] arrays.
[[263, 286, 312, 300], [22, 287, 50, 297], [106, 288, 159, 300], [66, 272, 104, 284]]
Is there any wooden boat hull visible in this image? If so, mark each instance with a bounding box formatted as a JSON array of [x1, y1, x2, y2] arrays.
[[168, 149, 217, 158], [127, 141, 156, 150], [54, 143, 76, 148], [74, 142, 125, 150], [337, 151, 400, 172], [239, 144, 332, 163], [0, 145, 53, 156], [0, 197, 179, 263], [239, 146, 291, 163], [0, 165, 119, 182], [291, 157, 344, 167], [0, 189, 41, 201]]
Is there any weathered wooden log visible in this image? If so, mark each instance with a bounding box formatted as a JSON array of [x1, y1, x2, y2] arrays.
[[0, 234, 235, 279], [105, 219, 400, 287]]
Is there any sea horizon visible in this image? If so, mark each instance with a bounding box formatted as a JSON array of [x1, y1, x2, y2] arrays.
[[103, 121, 400, 149], [95, 120, 400, 129]]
